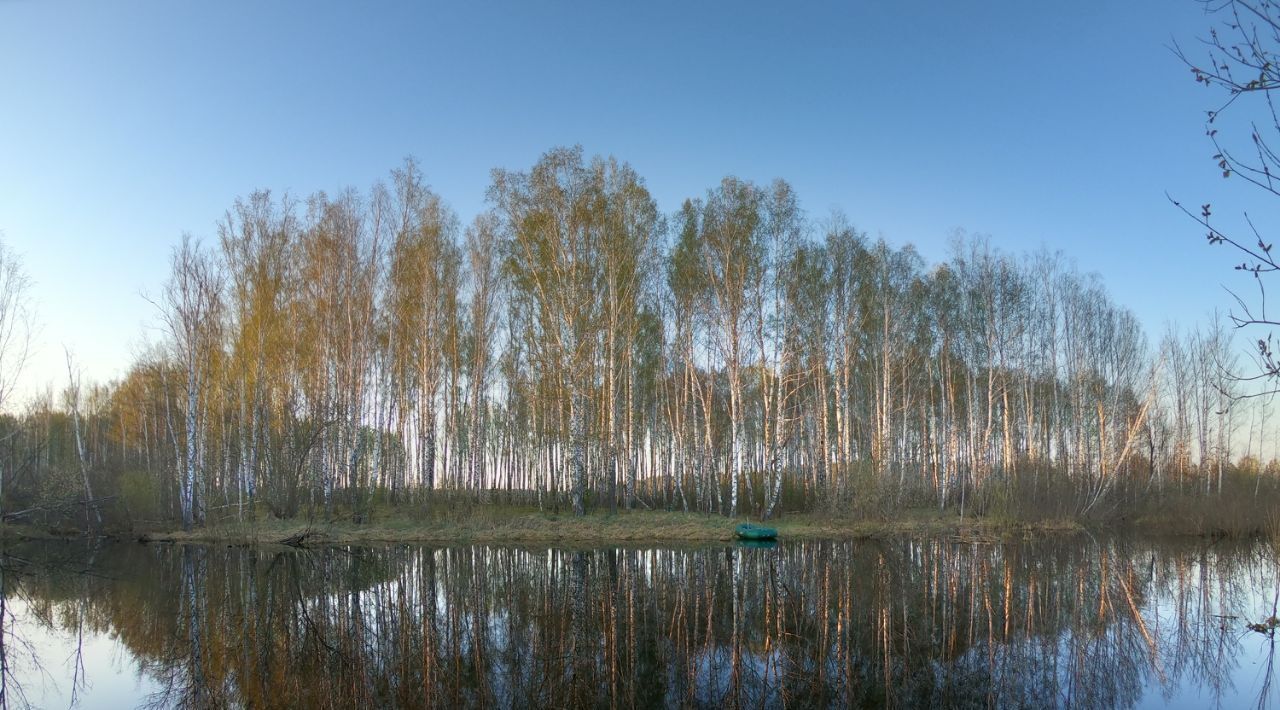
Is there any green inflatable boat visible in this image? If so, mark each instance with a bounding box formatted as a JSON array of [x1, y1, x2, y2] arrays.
[[735, 523, 778, 541]]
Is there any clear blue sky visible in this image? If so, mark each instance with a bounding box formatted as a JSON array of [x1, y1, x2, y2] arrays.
[[0, 0, 1267, 402]]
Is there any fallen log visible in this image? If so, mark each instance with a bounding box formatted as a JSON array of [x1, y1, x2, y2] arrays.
[[2, 495, 119, 522], [279, 530, 316, 548]]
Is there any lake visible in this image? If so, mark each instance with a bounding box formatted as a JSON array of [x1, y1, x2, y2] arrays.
[[2, 535, 1278, 708]]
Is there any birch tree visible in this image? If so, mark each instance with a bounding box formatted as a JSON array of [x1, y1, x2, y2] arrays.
[[159, 236, 223, 530], [218, 191, 297, 519], [387, 161, 459, 496], [0, 240, 31, 521], [694, 177, 765, 517], [493, 146, 607, 516], [34, 154, 1239, 525], [599, 159, 660, 511], [464, 214, 501, 496]]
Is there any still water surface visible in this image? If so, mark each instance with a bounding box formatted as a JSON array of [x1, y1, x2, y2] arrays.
[[2, 536, 1279, 708]]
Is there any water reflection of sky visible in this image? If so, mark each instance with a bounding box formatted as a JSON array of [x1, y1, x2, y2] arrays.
[[10, 598, 161, 709], [1136, 548, 1280, 709], [4, 539, 1280, 709]]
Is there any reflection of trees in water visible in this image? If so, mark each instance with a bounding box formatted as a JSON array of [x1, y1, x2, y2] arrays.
[[0, 541, 112, 709], [0, 551, 42, 709], [1, 538, 1276, 708]]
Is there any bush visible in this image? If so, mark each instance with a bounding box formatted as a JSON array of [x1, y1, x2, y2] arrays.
[[118, 469, 163, 523]]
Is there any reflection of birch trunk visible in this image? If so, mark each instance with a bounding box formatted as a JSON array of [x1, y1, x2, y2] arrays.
[[730, 548, 743, 707], [183, 545, 207, 708], [570, 551, 589, 705], [421, 549, 438, 707], [605, 549, 619, 699], [470, 553, 493, 705]]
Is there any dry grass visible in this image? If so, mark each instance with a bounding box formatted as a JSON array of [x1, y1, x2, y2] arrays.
[[1120, 472, 1280, 539], [131, 507, 1086, 547]]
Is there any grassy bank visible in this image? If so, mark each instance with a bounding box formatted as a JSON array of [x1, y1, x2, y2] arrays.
[[10, 466, 1280, 546], [11, 485, 1280, 546], [107, 506, 1083, 547], [8, 499, 1278, 547]]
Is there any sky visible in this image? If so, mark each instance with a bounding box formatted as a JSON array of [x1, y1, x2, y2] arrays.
[[0, 0, 1272, 405]]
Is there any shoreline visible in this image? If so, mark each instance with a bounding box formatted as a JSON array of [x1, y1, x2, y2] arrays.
[[0, 508, 1183, 547], [2, 506, 1266, 548]]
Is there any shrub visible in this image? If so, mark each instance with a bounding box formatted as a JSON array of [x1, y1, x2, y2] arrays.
[[118, 469, 163, 523]]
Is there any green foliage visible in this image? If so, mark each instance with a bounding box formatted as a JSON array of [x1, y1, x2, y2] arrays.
[[118, 469, 163, 522]]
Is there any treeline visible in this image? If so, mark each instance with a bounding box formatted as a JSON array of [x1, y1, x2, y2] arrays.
[[4, 146, 1275, 529]]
